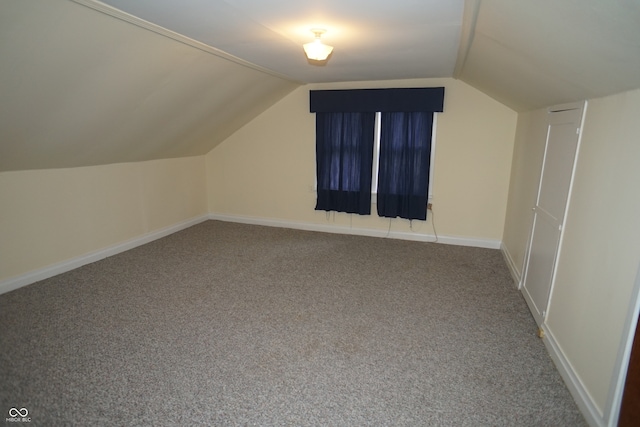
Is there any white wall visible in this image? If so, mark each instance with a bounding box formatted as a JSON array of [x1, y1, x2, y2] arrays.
[[548, 89, 640, 415], [502, 88, 640, 422], [206, 78, 517, 245], [0, 77, 517, 288], [0, 156, 207, 285]]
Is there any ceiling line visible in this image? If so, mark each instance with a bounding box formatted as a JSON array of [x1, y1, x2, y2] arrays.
[[453, 0, 481, 79], [70, 0, 303, 84]]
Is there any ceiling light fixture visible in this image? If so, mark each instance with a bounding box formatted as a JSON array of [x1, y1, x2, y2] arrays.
[[303, 29, 333, 61]]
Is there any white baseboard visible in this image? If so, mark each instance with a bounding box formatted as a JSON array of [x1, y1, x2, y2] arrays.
[[0, 212, 502, 296], [0, 214, 209, 296], [541, 324, 605, 427], [500, 242, 522, 288], [502, 241, 609, 427], [208, 213, 502, 249]]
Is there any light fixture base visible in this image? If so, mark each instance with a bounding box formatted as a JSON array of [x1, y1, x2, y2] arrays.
[[303, 28, 333, 61], [309, 28, 327, 38]]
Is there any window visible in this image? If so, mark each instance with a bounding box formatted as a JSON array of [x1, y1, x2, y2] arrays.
[[310, 87, 444, 220], [371, 112, 437, 206], [315, 112, 375, 215], [373, 111, 432, 220]]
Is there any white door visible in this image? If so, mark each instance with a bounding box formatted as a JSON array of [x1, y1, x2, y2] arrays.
[[521, 102, 586, 326]]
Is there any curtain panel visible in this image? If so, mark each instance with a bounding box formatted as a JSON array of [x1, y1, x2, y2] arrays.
[[315, 112, 376, 215], [311, 87, 444, 218], [376, 112, 433, 220]]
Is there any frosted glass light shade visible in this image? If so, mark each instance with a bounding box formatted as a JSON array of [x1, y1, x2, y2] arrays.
[[303, 39, 333, 61]]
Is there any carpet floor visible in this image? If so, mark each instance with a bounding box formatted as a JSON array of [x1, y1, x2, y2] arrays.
[[0, 220, 586, 426]]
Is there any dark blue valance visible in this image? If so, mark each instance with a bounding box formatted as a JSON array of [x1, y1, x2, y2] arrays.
[[309, 87, 445, 113]]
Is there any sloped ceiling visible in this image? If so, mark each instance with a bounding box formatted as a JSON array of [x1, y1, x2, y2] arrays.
[[1, 0, 640, 172], [0, 0, 299, 172], [456, 0, 640, 111], [95, 0, 465, 83]]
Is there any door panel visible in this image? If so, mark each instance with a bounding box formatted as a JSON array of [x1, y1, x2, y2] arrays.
[[521, 104, 585, 326], [538, 110, 582, 220], [522, 211, 561, 324]]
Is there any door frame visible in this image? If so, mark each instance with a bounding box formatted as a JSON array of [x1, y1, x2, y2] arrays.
[[519, 101, 587, 327]]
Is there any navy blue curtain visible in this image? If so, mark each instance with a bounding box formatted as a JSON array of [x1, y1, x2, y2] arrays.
[[377, 112, 433, 220], [315, 112, 376, 215]]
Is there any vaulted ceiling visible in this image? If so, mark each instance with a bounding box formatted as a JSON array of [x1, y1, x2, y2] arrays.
[[1, 0, 639, 172]]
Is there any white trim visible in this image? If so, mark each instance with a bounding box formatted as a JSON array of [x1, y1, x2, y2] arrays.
[[0, 215, 209, 296], [542, 101, 587, 321], [500, 242, 521, 288], [428, 113, 438, 204], [453, 0, 481, 79], [371, 112, 382, 197], [548, 101, 586, 113], [208, 213, 501, 249], [70, 0, 300, 84], [541, 324, 605, 427], [605, 261, 640, 426], [0, 212, 501, 296], [521, 101, 587, 326]]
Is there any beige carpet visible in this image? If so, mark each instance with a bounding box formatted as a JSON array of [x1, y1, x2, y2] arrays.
[[0, 220, 586, 426]]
